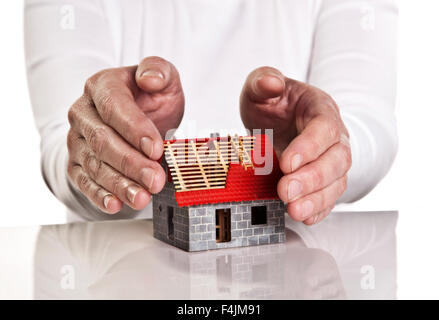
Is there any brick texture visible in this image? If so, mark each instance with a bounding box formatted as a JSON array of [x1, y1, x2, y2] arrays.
[[153, 181, 285, 252]]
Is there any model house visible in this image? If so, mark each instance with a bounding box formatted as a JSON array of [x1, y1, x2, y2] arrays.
[[152, 134, 286, 252]]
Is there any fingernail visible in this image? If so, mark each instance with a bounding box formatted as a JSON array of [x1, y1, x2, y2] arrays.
[[126, 186, 139, 204], [103, 195, 113, 209], [301, 200, 314, 219], [141, 69, 164, 79], [140, 137, 154, 158], [141, 168, 156, 190], [254, 72, 283, 89], [287, 180, 302, 201], [291, 154, 303, 172], [252, 76, 262, 95]]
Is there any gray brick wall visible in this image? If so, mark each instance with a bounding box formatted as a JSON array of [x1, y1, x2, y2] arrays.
[[187, 200, 285, 252], [153, 180, 190, 251], [152, 162, 286, 252]]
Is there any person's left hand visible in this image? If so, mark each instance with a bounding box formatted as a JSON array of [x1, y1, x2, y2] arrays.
[[240, 67, 352, 225]]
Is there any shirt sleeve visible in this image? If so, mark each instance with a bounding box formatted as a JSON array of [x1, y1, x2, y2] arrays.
[[24, 0, 139, 220], [308, 0, 398, 203]]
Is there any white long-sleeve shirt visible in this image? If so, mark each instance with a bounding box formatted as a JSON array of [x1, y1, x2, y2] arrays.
[[24, 0, 398, 221]]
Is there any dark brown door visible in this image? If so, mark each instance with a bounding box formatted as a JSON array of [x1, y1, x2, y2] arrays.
[[216, 209, 231, 242], [167, 206, 174, 240]]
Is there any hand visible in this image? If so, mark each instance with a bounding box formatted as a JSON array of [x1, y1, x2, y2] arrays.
[[67, 57, 184, 213], [240, 67, 351, 225]]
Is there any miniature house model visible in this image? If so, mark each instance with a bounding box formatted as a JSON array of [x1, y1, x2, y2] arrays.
[[152, 134, 286, 252]]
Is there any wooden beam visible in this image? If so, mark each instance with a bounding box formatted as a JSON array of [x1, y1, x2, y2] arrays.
[[175, 185, 226, 192], [173, 176, 227, 184], [213, 139, 229, 174], [239, 136, 254, 170], [190, 140, 210, 188], [174, 181, 226, 188], [165, 142, 186, 191], [171, 172, 227, 179]]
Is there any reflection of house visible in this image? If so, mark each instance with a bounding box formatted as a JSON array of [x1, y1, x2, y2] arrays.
[[153, 134, 285, 251], [186, 245, 286, 299], [31, 212, 397, 299]]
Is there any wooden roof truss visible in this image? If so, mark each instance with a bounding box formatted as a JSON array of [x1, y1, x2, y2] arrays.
[[164, 136, 255, 192]]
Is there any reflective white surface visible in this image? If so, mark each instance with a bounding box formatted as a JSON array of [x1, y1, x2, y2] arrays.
[[0, 211, 397, 299]]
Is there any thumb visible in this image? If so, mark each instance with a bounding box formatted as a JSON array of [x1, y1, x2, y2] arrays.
[[135, 56, 181, 93], [241, 66, 285, 103]]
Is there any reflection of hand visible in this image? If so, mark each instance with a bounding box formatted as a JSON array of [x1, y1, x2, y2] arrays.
[[240, 67, 351, 225], [287, 246, 346, 299], [67, 57, 184, 213]]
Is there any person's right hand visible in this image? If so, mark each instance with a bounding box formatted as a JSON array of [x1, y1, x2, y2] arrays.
[[67, 57, 184, 214]]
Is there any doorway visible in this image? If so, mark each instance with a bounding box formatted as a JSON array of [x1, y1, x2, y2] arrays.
[[167, 206, 174, 240], [216, 208, 231, 242]]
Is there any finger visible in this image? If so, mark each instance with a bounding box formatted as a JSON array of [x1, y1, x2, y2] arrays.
[[277, 142, 351, 202], [279, 115, 349, 174], [303, 206, 333, 226], [67, 163, 122, 214], [93, 162, 152, 210], [241, 66, 286, 103], [68, 135, 152, 210], [69, 105, 166, 194], [83, 74, 164, 160], [135, 56, 182, 94], [286, 176, 347, 222]]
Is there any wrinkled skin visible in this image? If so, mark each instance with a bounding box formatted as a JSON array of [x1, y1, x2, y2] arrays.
[[240, 67, 352, 225], [67, 56, 351, 225], [67, 57, 184, 213]]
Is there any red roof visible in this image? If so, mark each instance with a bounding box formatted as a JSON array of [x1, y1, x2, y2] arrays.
[[166, 134, 282, 207]]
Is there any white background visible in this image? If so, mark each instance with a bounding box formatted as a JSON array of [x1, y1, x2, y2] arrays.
[[0, 0, 438, 298]]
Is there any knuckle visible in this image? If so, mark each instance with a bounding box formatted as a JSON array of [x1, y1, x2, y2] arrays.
[[83, 152, 101, 180], [111, 173, 127, 194], [325, 118, 340, 142], [84, 70, 110, 95], [67, 106, 77, 126], [317, 191, 326, 210], [339, 144, 352, 171], [97, 93, 115, 124], [88, 126, 109, 157], [92, 186, 103, 203], [77, 172, 92, 193], [118, 68, 134, 84], [68, 95, 93, 127], [84, 75, 98, 95], [308, 167, 323, 190], [120, 152, 134, 177]]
